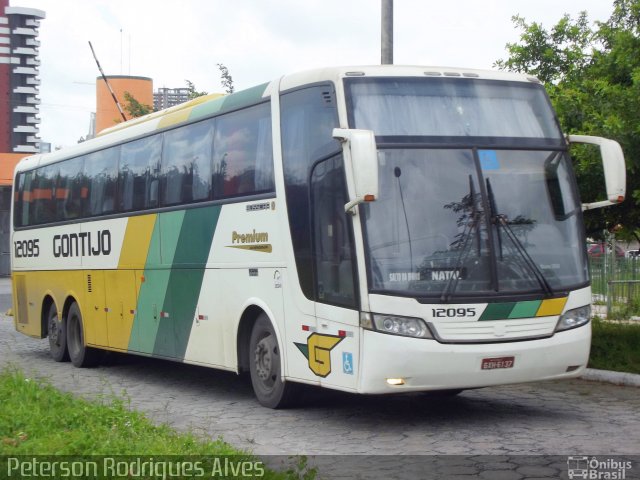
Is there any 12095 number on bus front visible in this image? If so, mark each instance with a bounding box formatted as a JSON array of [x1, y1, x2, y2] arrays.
[[431, 308, 476, 318]]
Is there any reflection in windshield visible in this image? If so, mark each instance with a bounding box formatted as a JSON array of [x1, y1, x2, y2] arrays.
[[363, 149, 587, 298]]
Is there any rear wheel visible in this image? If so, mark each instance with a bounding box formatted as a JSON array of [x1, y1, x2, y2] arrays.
[[249, 314, 299, 408], [66, 302, 101, 368], [47, 303, 69, 362]]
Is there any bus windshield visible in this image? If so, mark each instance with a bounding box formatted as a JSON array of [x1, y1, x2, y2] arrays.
[[346, 78, 587, 299], [345, 77, 563, 143]]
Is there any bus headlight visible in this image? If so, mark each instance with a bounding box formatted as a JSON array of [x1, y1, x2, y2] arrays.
[[555, 305, 591, 332], [365, 313, 433, 339]]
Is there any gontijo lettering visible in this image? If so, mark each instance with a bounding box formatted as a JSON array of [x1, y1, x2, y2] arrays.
[[53, 230, 111, 258]]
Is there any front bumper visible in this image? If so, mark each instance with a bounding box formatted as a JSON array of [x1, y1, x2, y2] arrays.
[[357, 322, 591, 394]]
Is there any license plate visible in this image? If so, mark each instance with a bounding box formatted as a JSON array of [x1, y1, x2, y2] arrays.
[[481, 356, 515, 370]]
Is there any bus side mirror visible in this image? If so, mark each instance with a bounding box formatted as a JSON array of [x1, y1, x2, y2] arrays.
[[568, 135, 626, 211], [332, 128, 379, 213]]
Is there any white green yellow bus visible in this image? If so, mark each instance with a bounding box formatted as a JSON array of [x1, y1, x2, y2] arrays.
[[11, 66, 626, 408]]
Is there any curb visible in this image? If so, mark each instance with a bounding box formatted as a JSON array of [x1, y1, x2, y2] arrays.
[[581, 368, 640, 387]]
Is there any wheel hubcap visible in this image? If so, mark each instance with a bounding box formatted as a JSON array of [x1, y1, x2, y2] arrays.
[[49, 316, 59, 345], [254, 335, 277, 386]]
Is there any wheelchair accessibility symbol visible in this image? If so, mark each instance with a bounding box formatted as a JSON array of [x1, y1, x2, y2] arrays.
[[342, 352, 354, 375]]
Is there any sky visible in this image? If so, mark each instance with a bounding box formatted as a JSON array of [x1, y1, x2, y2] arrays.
[[16, 0, 617, 148]]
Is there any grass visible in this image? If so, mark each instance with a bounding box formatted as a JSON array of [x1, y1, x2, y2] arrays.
[[0, 367, 315, 479], [589, 318, 640, 374]]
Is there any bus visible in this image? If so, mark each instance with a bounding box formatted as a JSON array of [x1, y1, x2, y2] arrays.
[[11, 66, 626, 408]]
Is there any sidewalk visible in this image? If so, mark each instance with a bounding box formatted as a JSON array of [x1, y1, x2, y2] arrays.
[[1, 275, 637, 387], [0, 276, 10, 295]]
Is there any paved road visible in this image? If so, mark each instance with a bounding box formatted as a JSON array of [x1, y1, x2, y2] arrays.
[[1, 285, 639, 478]]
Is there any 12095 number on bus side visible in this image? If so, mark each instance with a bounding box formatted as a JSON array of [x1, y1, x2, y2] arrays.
[[14, 239, 40, 258]]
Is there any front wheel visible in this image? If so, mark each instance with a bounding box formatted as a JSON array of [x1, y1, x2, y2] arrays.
[[47, 303, 69, 362], [66, 302, 101, 368], [249, 314, 299, 408]]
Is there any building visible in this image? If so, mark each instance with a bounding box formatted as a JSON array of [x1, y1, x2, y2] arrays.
[[0, 0, 44, 276], [154, 87, 190, 110], [95, 75, 153, 134], [0, 0, 45, 154]]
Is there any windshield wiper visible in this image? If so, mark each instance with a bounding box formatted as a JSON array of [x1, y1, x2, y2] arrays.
[[486, 178, 554, 297], [441, 175, 481, 302]]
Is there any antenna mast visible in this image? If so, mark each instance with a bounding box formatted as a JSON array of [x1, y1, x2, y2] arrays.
[[381, 0, 394, 64], [88, 41, 127, 122]]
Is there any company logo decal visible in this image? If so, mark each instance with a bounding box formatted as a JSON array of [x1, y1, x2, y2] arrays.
[[294, 333, 344, 377], [53, 230, 112, 258], [227, 230, 272, 253]]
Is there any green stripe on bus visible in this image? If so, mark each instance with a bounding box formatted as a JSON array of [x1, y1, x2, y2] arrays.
[[154, 205, 221, 359], [479, 302, 516, 321], [219, 83, 269, 111], [188, 83, 269, 123], [128, 211, 185, 354], [508, 300, 542, 319], [189, 96, 226, 122]]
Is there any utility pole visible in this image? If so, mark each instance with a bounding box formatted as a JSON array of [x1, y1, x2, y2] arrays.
[[381, 0, 393, 64]]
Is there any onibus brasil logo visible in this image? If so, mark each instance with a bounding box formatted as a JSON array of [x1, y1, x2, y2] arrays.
[[567, 456, 633, 479]]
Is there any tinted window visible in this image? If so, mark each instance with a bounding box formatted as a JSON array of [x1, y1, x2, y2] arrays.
[[280, 85, 340, 299], [31, 164, 58, 225], [311, 155, 357, 308], [162, 119, 213, 206], [84, 148, 119, 216], [14, 172, 32, 227], [56, 156, 84, 221], [119, 135, 162, 212], [346, 77, 563, 142], [212, 103, 274, 199]]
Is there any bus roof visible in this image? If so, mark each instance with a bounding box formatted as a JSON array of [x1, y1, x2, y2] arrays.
[[14, 65, 540, 175]]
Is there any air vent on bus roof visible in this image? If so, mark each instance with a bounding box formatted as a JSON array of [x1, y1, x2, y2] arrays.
[[322, 91, 333, 105]]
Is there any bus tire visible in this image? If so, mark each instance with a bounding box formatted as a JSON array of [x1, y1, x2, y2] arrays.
[[47, 303, 69, 362], [249, 314, 299, 409], [66, 302, 101, 368]]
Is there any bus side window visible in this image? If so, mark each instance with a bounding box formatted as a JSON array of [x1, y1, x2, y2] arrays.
[[161, 119, 214, 206], [310, 155, 357, 308], [212, 103, 274, 199], [83, 147, 118, 217], [13, 173, 24, 227], [119, 135, 162, 212], [280, 84, 341, 301], [56, 157, 85, 221], [31, 165, 58, 225], [14, 172, 32, 227]]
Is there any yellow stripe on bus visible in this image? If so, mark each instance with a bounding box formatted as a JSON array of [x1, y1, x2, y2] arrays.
[[536, 297, 568, 317], [118, 214, 157, 269], [157, 108, 193, 130]]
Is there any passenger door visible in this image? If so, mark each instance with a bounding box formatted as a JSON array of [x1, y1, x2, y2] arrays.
[[310, 155, 360, 390]]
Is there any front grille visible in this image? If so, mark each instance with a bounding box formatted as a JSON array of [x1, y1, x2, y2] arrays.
[[428, 317, 557, 343]]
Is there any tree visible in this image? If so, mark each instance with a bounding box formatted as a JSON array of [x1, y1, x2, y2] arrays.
[[495, 0, 640, 241], [217, 63, 234, 94], [185, 64, 235, 100], [185, 80, 208, 100], [123, 91, 153, 118]]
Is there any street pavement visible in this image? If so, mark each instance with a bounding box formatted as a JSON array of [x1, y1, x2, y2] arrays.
[[0, 277, 639, 479]]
